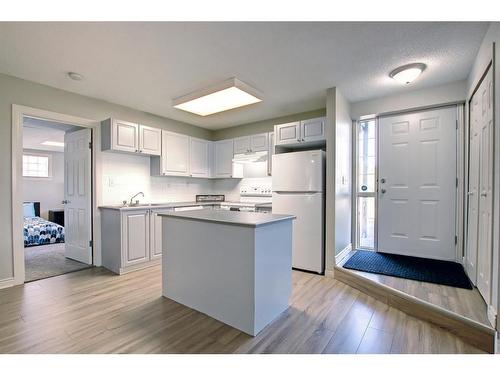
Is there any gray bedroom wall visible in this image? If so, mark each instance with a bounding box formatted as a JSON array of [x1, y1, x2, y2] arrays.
[[0, 73, 212, 283]]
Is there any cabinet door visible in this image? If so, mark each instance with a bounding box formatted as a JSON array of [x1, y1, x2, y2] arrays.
[[161, 131, 190, 176], [233, 136, 251, 154], [113, 119, 139, 153], [268, 132, 274, 176], [139, 125, 161, 155], [275, 122, 301, 146], [150, 209, 172, 260], [251, 133, 269, 152], [214, 139, 234, 178], [301, 117, 325, 142], [190, 137, 210, 177], [122, 210, 150, 267]]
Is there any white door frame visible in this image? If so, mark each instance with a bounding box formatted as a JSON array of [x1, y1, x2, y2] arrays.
[[11, 104, 101, 285], [352, 103, 465, 263]]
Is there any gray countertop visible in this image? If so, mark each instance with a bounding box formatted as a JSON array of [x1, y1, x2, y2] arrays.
[[159, 209, 294, 227], [99, 201, 273, 211], [99, 201, 215, 211]]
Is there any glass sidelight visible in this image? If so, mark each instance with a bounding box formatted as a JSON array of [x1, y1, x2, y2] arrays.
[[355, 119, 377, 250]]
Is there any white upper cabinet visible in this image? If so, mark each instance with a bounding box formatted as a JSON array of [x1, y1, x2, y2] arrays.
[[234, 133, 269, 154], [274, 117, 326, 147], [275, 122, 301, 146], [101, 118, 139, 153], [190, 137, 210, 178], [301, 117, 325, 143], [214, 139, 234, 178], [102, 118, 162, 155], [251, 133, 269, 152], [139, 125, 161, 155], [233, 136, 252, 154], [160, 130, 190, 176]]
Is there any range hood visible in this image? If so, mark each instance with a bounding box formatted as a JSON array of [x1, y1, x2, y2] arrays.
[[232, 150, 268, 164]]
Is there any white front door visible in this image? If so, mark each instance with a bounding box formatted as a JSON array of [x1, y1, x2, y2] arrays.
[[474, 68, 494, 304], [64, 128, 92, 264], [378, 107, 457, 260]]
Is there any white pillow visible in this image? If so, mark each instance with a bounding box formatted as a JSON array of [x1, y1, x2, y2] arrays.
[[23, 202, 36, 217]]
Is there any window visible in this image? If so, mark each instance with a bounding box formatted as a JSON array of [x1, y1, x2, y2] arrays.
[[355, 119, 376, 250], [23, 153, 51, 178]]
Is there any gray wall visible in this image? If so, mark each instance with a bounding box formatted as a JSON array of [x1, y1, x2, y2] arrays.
[[466, 22, 500, 327], [22, 149, 64, 220], [212, 109, 326, 140], [326, 88, 353, 269], [334, 90, 352, 256], [0, 73, 212, 282], [350, 80, 467, 119]]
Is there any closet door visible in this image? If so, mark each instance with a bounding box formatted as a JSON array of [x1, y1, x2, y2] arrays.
[[476, 68, 494, 305], [466, 94, 481, 283]]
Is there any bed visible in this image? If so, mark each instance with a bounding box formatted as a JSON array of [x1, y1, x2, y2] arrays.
[[23, 202, 65, 247]]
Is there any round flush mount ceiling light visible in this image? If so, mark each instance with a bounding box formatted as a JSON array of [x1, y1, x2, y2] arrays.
[[389, 63, 426, 84], [67, 72, 84, 81]]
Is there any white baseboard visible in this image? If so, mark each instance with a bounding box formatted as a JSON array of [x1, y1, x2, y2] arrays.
[[335, 244, 352, 265], [0, 277, 15, 290], [487, 305, 497, 328]]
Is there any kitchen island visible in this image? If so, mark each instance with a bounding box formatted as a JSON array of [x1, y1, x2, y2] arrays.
[[160, 209, 295, 336]]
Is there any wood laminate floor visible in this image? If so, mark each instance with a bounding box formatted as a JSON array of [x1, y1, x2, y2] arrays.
[[338, 250, 491, 327], [0, 265, 487, 354]]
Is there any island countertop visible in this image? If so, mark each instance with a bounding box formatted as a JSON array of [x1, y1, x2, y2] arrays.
[[159, 209, 294, 227]]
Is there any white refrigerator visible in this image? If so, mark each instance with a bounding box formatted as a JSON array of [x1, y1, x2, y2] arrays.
[[272, 150, 325, 273]]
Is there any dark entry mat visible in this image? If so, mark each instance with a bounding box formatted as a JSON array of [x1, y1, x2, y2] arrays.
[[343, 250, 472, 289]]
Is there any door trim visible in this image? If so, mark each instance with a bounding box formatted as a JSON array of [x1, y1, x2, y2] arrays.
[[11, 105, 101, 285]]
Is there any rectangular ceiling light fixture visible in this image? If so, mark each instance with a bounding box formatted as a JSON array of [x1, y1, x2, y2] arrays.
[[41, 141, 65, 147], [173, 78, 262, 116]]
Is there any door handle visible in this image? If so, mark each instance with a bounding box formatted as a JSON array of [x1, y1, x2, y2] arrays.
[[62, 200, 70, 204], [480, 192, 487, 197]]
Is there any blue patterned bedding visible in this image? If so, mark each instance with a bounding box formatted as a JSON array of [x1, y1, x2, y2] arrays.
[[24, 216, 65, 247]]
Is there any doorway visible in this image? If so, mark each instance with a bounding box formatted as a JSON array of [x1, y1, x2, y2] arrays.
[[22, 116, 93, 281], [343, 104, 492, 327], [12, 105, 100, 286]]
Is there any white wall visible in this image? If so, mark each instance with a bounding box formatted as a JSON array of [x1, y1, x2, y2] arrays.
[[466, 22, 500, 327], [22, 149, 64, 219], [350, 80, 467, 119], [101, 152, 213, 205], [334, 90, 352, 256]]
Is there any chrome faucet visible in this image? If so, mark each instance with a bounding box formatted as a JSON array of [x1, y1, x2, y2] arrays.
[[129, 192, 144, 206]]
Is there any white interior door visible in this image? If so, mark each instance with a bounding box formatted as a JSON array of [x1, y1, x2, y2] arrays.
[[474, 68, 494, 304], [466, 94, 481, 282], [378, 107, 457, 260], [64, 128, 92, 264]]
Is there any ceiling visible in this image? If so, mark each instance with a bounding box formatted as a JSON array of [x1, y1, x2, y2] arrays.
[[23, 116, 79, 152], [0, 22, 489, 130]]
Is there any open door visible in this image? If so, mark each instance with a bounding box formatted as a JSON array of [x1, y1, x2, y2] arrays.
[[64, 128, 92, 264]]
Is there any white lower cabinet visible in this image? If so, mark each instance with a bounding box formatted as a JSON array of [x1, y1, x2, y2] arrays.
[[101, 207, 173, 274], [150, 209, 172, 260]]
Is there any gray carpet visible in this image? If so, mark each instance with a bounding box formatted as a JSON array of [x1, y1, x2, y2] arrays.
[[25, 243, 90, 282]]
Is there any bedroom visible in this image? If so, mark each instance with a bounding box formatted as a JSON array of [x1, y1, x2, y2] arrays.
[[22, 116, 92, 281]]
